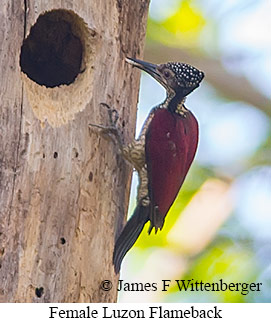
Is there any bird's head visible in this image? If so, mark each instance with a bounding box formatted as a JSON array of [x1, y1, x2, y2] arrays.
[[126, 57, 204, 100]]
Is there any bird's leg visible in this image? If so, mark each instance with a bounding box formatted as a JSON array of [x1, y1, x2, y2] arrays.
[[89, 103, 124, 154], [89, 103, 146, 172]]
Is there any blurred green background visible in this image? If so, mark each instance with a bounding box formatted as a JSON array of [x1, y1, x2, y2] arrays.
[[118, 0, 270, 303]]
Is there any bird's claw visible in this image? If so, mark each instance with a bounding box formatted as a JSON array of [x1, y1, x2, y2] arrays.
[[88, 102, 119, 132], [89, 103, 124, 150], [99, 103, 119, 127]]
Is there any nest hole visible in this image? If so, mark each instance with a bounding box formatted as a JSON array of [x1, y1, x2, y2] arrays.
[[20, 9, 84, 88]]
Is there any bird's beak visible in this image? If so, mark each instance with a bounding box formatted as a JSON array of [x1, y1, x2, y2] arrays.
[[125, 57, 161, 82]]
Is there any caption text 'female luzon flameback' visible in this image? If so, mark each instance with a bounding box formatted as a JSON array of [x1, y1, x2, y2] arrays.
[[90, 58, 204, 273]]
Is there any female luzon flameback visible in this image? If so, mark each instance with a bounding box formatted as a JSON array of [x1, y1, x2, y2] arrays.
[[89, 57, 204, 273]]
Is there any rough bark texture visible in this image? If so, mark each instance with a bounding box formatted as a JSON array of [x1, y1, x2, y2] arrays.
[[0, 0, 150, 302]]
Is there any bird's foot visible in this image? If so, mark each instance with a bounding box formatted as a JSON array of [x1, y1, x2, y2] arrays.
[[89, 103, 124, 152]]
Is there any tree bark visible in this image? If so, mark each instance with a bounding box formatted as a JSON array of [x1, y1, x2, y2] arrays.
[[0, 0, 150, 302]]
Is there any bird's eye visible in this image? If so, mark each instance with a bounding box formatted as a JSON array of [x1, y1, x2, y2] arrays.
[[163, 70, 171, 78]]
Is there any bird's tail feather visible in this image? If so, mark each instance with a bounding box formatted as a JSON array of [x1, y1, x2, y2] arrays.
[[113, 204, 149, 273]]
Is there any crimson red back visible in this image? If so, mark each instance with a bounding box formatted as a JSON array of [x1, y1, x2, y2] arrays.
[[145, 108, 198, 221]]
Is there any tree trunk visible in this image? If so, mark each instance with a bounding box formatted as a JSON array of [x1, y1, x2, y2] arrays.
[[0, 0, 149, 302]]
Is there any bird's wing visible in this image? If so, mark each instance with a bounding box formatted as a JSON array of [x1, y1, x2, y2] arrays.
[[145, 108, 198, 232]]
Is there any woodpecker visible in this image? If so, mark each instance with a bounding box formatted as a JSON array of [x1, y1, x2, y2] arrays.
[[90, 57, 204, 273]]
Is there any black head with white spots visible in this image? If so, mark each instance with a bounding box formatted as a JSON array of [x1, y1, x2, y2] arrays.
[[126, 57, 204, 99], [157, 62, 204, 97]]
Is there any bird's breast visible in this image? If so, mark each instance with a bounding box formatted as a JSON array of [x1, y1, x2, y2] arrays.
[[145, 108, 199, 217]]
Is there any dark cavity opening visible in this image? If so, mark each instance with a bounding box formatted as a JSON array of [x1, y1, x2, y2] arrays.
[[20, 10, 83, 87], [53, 152, 58, 158], [35, 287, 44, 298], [60, 237, 66, 245]]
